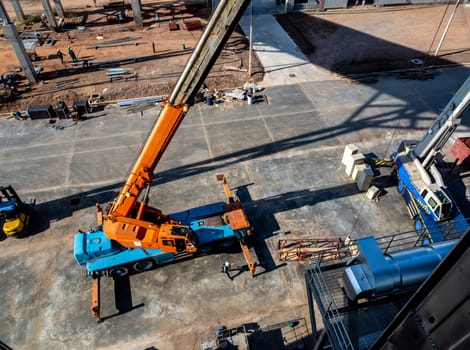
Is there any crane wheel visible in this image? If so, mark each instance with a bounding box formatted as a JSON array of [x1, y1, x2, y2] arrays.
[[133, 260, 154, 272], [109, 266, 129, 278]]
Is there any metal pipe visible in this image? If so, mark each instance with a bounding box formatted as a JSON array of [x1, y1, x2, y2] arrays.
[[248, 0, 253, 78], [435, 0, 461, 56]]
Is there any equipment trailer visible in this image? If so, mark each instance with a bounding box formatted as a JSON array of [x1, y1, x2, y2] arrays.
[[74, 0, 257, 319]]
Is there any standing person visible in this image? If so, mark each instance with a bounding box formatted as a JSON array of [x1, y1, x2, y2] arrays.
[[221, 261, 232, 280], [56, 49, 64, 64], [67, 46, 78, 62]]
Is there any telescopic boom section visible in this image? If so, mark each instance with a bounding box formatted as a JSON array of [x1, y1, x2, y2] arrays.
[[103, 0, 252, 249], [412, 76, 470, 168], [107, 104, 186, 218]]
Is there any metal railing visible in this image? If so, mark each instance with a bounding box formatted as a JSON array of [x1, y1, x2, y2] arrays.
[[308, 261, 354, 350], [306, 218, 469, 350]]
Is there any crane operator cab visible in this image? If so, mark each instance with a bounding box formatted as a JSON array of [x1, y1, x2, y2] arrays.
[[159, 224, 197, 253], [419, 185, 452, 222]]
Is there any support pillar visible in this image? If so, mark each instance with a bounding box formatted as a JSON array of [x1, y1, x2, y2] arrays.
[[53, 0, 65, 18], [305, 270, 318, 344], [130, 0, 143, 27], [10, 0, 24, 22], [40, 0, 58, 30], [0, 1, 12, 23], [3, 24, 37, 83]]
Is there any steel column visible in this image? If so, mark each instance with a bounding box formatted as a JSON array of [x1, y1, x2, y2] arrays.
[[10, 0, 24, 22], [3, 24, 37, 82], [53, 0, 65, 18], [305, 271, 318, 345], [40, 0, 57, 30], [130, 0, 143, 27], [0, 1, 12, 23]]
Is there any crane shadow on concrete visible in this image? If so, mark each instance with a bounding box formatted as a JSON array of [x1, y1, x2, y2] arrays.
[[274, 11, 470, 76]]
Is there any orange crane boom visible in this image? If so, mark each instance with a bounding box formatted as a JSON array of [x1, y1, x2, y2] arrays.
[[100, 0, 255, 257]]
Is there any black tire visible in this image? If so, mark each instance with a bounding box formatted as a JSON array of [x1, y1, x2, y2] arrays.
[[133, 260, 154, 272], [109, 266, 129, 278]]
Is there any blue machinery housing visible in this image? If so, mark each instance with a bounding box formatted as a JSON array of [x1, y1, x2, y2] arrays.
[[342, 236, 456, 302]]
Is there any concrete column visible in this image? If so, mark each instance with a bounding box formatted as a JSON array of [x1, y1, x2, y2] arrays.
[[10, 0, 24, 22], [53, 0, 64, 18], [130, 0, 143, 26], [3, 24, 37, 83], [0, 1, 12, 23], [40, 0, 57, 30]]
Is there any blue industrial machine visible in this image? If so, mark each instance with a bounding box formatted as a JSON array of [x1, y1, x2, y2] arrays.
[[391, 77, 470, 242], [342, 236, 456, 302]]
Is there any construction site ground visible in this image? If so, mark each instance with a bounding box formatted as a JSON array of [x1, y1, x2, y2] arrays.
[[1, 2, 470, 350], [0, 0, 264, 113]]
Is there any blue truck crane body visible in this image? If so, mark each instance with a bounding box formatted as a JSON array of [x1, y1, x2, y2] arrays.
[[390, 76, 470, 242], [74, 202, 242, 276], [392, 152, 469, 242]]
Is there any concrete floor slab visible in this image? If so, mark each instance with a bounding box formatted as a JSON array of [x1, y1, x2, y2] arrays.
[[0, 68, 469, 349], [239, 15, 338, 86]]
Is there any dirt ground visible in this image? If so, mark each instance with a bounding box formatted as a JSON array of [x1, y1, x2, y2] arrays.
[[0, 0, 264, 113], [3, 3, 470, 114]]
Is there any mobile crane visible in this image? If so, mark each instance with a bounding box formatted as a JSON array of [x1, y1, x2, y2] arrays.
[[391, 76, 470, 242], [74, 0, 256, 319]]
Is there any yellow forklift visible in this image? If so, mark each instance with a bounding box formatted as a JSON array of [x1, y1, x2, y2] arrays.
[[0, 186, 32, 237]]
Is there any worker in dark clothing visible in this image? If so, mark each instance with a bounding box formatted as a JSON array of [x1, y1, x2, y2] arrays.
[[56, 49, 64, 64], [67, 46, 78, 62], [221, 261, 232, 280]]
